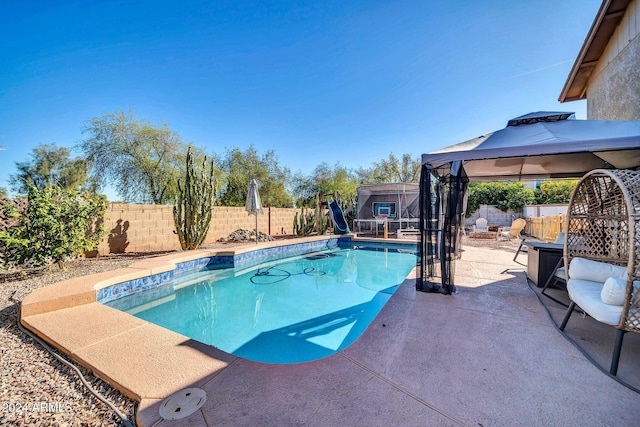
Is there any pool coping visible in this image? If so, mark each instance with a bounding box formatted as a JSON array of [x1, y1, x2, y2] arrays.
[[19, 235, 418, 407], [21, 235, 342, 317]]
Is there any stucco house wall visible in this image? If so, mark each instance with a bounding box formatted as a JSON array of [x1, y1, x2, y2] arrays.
[[586, 0, 640, 120]]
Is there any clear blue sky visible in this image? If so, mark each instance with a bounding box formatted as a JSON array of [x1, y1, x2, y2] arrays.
[[0, 0, 600, 199]]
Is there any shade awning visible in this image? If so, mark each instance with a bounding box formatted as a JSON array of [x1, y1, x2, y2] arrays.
[[422, 113, 640, 180]]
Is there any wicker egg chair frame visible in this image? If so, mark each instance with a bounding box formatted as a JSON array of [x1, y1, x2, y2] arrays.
[[560, 168, 640, 375]]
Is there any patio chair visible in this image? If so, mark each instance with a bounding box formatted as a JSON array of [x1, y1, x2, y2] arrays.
[[510, 218, 529, 261], [540, 232, 568, 306], [469, 218, 498, 239], [474, 218, 488, 231], [558, 169, 640, 376], [499, 218, 526, 240], [513, 238, 527, 261]]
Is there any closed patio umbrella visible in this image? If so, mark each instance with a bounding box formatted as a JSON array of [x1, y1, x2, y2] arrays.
[[245, 179, 264, 243]]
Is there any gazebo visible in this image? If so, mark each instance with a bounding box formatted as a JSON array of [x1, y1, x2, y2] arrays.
[[418, 112, 640, 294], [355, 183, 419, 236]]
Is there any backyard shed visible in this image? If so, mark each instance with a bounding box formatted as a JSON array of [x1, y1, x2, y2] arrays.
[[418, 112, 640, 294]]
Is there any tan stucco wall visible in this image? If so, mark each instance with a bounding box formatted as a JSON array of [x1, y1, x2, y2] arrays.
[[586, 1, 640, 120], [96, 203, 299, 254], [587, 34, 640, 120]]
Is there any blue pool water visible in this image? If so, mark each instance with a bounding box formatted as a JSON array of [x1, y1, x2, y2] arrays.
[[106, 243, 417, 364]]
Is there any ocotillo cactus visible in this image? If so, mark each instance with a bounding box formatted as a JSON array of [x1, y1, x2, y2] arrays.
[[173, 147, 216, 250]]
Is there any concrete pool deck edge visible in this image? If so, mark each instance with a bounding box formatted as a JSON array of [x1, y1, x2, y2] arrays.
[[21, 234, 390, 317]]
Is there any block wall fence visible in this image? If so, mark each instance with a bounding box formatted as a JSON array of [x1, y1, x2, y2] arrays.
[[464, 205, 519, 228], [96, 203, 300, 255], [94, 203, 568, 254]]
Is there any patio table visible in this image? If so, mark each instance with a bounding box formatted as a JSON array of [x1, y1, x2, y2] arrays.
[[523, 241, 563, 287]]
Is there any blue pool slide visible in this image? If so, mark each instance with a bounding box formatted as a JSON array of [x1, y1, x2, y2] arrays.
[[329, 200, 350, 234]]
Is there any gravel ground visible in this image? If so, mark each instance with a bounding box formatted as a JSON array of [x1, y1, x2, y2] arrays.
[[460, 233, 526, 251], [0, 242, 248, 427]]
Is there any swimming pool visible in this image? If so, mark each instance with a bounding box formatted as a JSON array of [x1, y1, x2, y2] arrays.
[[105, 242, 417, 364]]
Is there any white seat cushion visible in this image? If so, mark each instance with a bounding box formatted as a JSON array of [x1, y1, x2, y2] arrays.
[[569, 257, 627, 283], [567, 278, 622, 326], [601, 277, 627, 306]]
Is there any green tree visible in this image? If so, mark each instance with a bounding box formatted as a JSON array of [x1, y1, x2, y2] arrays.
[[9, 143, 93, 195], [535, 179, 579, 204], [290, 172, 316, 208], [0, 186, 108, 269], [292, 163, 359, 208], [466, 182, 535, 217], [0, 187, 7, 199], [218, 146, 292, 207], [313, 162, 359, 199], [79, 110, 197, 204], [357, 153, 421, 183]]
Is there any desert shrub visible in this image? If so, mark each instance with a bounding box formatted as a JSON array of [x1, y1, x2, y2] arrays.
[[0, 186, 108, 269]]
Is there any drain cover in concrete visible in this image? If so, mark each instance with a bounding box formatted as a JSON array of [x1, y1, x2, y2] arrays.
[[159, 388, 207, 420]]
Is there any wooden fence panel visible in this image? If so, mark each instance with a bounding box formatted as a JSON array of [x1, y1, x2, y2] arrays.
[[524, 215, 566, 242]]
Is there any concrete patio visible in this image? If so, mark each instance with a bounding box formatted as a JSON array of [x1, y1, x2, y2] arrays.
[[22, 241, 640, 426], [136, 243, 639, 426]]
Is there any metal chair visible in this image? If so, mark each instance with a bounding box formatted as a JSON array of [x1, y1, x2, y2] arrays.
[[513, 238, 527, 261], [511, 219, 531, 261], [540, 261, 567, 306], [539, 232, 568, 304]]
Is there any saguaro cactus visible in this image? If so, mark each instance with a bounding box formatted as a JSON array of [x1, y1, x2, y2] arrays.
[[173, 147, 216, 250]]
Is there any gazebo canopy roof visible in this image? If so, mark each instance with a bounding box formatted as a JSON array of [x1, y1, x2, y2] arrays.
[[422, 112, 640, 181], [357, 182, 419, 195]]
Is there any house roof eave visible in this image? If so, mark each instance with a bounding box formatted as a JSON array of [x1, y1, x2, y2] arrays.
[[559, 0, 630, 103]]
